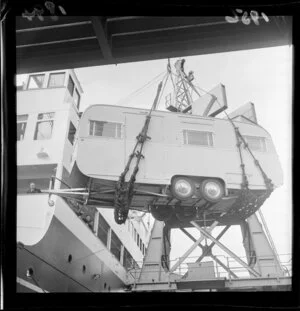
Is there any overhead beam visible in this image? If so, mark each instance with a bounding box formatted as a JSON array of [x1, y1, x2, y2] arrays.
[[91, 16, 114, 61]]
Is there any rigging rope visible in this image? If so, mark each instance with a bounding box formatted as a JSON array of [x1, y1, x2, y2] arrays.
[[113, 78, 165, 224], [115, 71, 166, 106], [194, 86, 275, 223]]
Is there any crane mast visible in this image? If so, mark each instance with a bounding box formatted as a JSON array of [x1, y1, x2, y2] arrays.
[[166, 59, 200, 113]]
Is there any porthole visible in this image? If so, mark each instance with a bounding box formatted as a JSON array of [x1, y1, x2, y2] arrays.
[[82, 265, 86, 273], [68, 254, 72, 263], [104, 282, 107, 289], [26, 267, 34, 278]]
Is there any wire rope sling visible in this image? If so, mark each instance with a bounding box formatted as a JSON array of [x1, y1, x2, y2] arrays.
[[217, 117, 274, 224], [113, 80, 164, 224]]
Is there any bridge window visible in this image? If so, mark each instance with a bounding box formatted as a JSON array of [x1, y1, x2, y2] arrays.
[[17, 114, 28, 141], [34, 112, 55, 140], [67, 76, 75, 96], [74, 89, 81, 110], [244, 136, 267, 152], [89, 120, 122, 139], [142, 244, 145, 255], [48, 72, 65, 88], [123, 248, 138, 271], [17, 164, 57, 193], [110, 230, 122, 261], [27, 74, 45, 89], [183, 130, 213, 147], [68, 121, 76, 145], [97, 213, 110, 247]]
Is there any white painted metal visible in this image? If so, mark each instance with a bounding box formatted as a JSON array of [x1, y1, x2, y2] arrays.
[[17, 277, 49, 293], [244, 213, 285, 277], [137, 220, 170, 283], [224, 276, 291, 289], [257, 210, 282, 271]]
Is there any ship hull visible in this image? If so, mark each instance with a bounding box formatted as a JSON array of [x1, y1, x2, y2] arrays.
[[17, 195, 130, 292]]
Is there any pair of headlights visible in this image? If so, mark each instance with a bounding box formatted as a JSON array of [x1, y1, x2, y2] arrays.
[[171, 177, 224, 203]]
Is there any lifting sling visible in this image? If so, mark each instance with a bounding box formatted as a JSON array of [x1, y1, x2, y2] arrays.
[[113, 81, 163, 224], [217, 118, 274, 224]]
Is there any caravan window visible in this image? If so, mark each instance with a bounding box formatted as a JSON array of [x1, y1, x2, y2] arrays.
[[183, 130, 213, 146], [89, 120, 122, 138], [244, 136, 267, 152]]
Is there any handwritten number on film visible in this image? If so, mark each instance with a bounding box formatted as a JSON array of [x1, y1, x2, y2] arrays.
[[22, 1, 66, 21], [226, 9, 269, 25]]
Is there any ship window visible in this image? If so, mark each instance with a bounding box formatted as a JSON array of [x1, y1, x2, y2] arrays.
[[68, 121, 76, 145], [48, 72, 65, 88], [97, 213, 110, 246], [34, 113, 55, 140], [137, 234, 140, 247], [139, 238, 142, 251], [27, 74, 45, 89], [110, 230, 122, 261], [74, 89, 81, 110], [17, 164, 57, 193], [183, 130, 213, 146], [123, 248, 137, 271], [67, 76, 75, 96], [134, 229, 137, 242], [17, 114, 28, 141], [89, 120, 122, 139], [243, 136, 267, 152]]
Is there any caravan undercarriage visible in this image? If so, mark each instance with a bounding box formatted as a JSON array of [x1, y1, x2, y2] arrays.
[[45, 175, 272, 228]]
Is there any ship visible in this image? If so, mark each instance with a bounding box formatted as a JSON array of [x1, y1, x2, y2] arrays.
[[16, 59, 284, 292], [16, 69, 151, 292]]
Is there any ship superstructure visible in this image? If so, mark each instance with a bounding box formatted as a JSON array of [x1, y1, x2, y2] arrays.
[[16, 70, 150, 292]]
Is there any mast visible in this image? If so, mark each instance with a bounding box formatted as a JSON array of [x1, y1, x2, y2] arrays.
[[165, 59, 200, 113]]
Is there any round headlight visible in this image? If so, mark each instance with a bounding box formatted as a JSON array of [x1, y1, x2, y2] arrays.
[[201, 179, 224, 202], [173, 179, 193, 199]]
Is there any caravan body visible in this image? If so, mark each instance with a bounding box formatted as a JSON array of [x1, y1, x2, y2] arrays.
[[75, 104, 283, 192]]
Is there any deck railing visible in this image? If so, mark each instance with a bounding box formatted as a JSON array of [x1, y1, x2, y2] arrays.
[[128, 253, 292, 282]]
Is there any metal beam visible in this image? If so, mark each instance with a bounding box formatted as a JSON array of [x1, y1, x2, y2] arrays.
[[191, 221, 261, 278], [180, 226, 237, 279], [91, 16, 114, 60], [169, 221, 219, 273], [196, 226, 230, 263], [16, 21, 92, 33], [224, 276, 292, 289]]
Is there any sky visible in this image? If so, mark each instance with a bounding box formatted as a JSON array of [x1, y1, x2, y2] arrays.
[[17, 44, 292, 274]]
